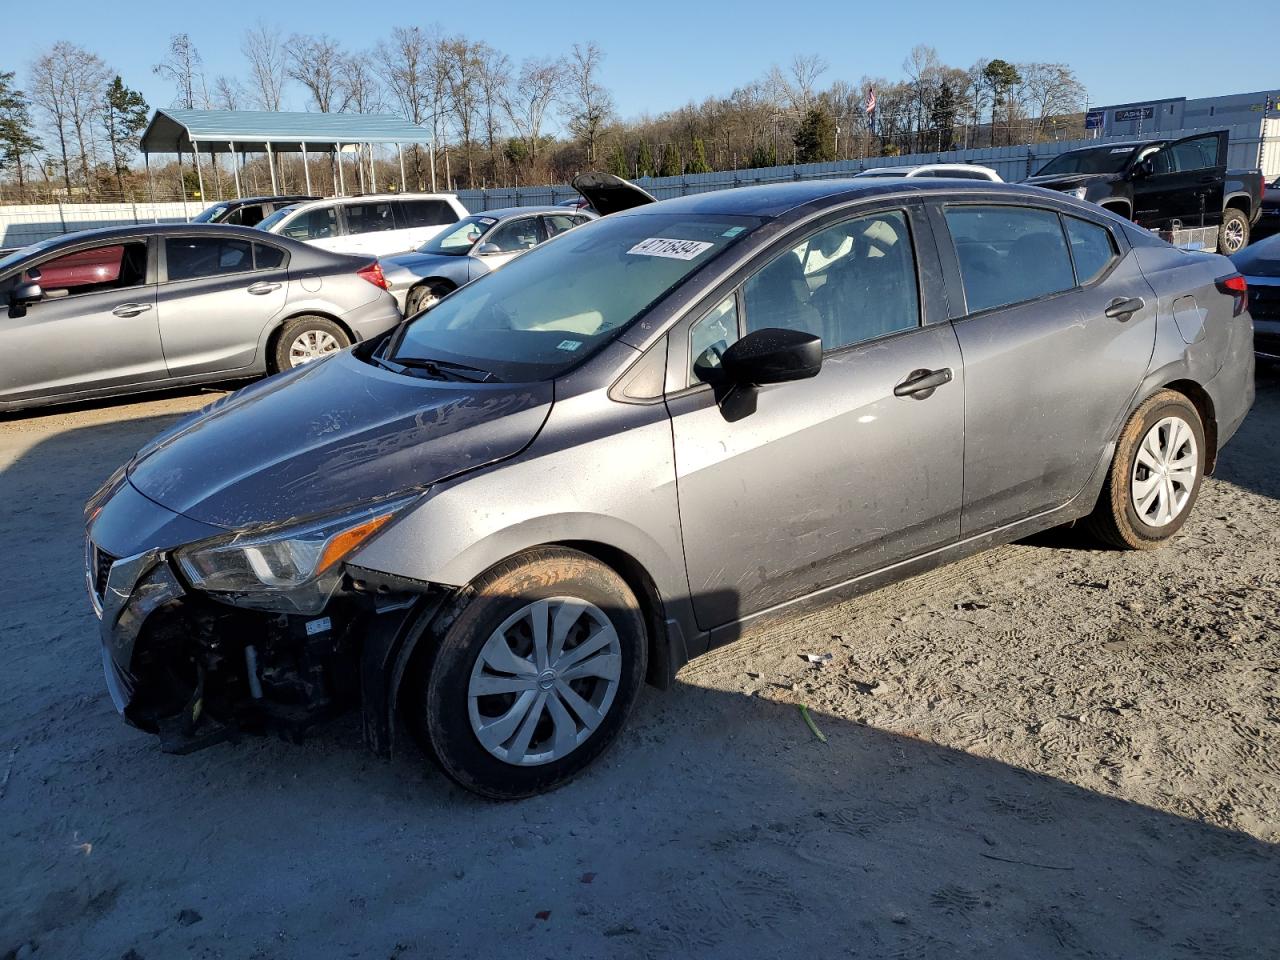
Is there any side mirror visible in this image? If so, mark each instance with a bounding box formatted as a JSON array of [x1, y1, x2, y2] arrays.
[[721, 327, 823, 386], [476, 243, 502, 255], [1130, 157, 1155, 179], [12, 280, 43, 304]]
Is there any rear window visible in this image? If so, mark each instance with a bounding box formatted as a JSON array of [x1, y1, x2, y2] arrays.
[[945, 205, 1075, 313], [1231, 237, 1280, 277]]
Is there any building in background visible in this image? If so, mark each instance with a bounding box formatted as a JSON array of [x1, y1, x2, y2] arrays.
[[1092, 90, 1280, 137]]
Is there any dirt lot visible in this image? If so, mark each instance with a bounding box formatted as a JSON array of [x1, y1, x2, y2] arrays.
[[2, 369, 1278, 960]]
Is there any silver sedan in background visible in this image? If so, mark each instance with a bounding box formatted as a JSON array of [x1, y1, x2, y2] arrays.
[[380, 206, 595, 314], [0, 223, 401, 412]]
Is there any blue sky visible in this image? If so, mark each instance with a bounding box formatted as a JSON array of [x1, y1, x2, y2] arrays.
[[8, 0, 1275, 123]]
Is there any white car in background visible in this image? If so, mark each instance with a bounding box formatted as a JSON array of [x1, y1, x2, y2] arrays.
[[854, 163, 1003, 182], [257, 193, 470, 257]]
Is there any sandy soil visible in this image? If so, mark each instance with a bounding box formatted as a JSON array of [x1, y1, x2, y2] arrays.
[[2, 371, 1278, 960]]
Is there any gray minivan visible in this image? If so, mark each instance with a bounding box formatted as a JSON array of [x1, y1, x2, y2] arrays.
[[86, 177, 1254, 798]]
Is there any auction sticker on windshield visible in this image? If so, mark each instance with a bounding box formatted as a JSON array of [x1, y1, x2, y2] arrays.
[[628, 238, 715, 260]]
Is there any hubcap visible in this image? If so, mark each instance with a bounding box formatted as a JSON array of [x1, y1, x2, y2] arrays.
[[1224, 219, 1245, 252], [411, 289, 440, 314], [288, 330, 340, 366], [467, 597, 622, 766], [1131, 415, 1198, 528]]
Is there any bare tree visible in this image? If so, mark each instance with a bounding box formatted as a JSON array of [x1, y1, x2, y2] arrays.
[[475, 43, 511, 185], [242, 22, 287, 110], [343, 55, 384, 114], [31, 42, 109, 196], [153, 33, 203, 109], [287, 34, 350, 113], [1018, 63, 1085, 140], [376, 25, 435, 188], [440, 37, 484, 187], [565, 41, 613, 164], [503, 56, 565, 179], [211, 76, 244, 111], [902, 45, 941, 152]]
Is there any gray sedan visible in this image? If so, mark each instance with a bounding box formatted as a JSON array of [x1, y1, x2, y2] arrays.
[[380, 206, 594, 314], [86, 178, 1254, 799], [0, 223, 400, 412]]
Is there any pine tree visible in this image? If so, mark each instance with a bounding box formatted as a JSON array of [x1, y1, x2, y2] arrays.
[[687, 137, 711, 174], [658, 142, 681, 177], [606, 141, 629, 178], [103, 76, 149, 198], [793, 107, 836, 163], [749, 143, 776, 169], [635, 140, 655, 178], [0, 71, 41, 195]]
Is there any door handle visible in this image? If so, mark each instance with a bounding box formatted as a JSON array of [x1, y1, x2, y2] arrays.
[[893, 367, 952, 398], [247, 281, 282, 295], [1104, 296, 1145, 320], [111, 303, 152, 318]]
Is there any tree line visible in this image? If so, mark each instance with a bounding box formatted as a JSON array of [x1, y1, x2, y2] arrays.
[[0, 30, 1089, 203]]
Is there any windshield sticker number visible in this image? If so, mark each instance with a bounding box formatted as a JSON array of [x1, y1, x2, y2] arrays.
[[628, 237, 715, 260], [557, 339, 583, 351]]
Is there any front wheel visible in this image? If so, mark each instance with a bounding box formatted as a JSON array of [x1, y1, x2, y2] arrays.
[[1084, 390, 1206, 549], [404, 547, 648, 800], [1218, 208, 1250, 255], [405, 282, 452, 316]]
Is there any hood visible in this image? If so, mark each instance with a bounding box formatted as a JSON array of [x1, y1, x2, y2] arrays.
[[571, 172, 657, 216], [127, 350, 553, 528], [1022, 172, 1120, 190]]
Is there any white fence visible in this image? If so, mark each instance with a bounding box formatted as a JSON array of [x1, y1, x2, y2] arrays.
[[1, 120, 1274, 248]]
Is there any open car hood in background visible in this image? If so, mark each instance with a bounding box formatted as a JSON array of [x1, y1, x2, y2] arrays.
[[572, 172, 658, 216]]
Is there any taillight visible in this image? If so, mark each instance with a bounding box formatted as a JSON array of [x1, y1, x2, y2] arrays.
[[1216, 273, 1248, 316], [357, 262, 388, 290]]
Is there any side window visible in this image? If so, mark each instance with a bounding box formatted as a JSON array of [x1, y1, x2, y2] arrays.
[[236, 204, 268, 227], [484, 218, 544, 253], [253, 243, 287, 270], [344, 202, 396, 234], [165, 237, 254, 282], [689, 294, 740, 385], [282, 207, 337, 241], [544, 214, 583, 237], [26, 241, 148, 297], [398, 199, 459, 227], [944, 205, 1075, 314], [1063, 217, 1118, 285], [1170, 136, 1219, 172], [743, 209, 919, 351]]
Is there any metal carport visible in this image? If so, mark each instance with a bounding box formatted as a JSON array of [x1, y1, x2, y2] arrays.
[[138, 108, 436, 201]]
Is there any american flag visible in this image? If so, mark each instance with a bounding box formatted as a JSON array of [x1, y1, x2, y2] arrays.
[[865, 87, 877, 114]]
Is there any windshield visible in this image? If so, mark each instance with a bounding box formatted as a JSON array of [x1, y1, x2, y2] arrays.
[[418, 215, 498, 255], [1231, 236, 1280, 277], [191, 203, 230, 223], [256, 205, 298, 231], [1037, 146, 1140, 176], [389, 212, 762, 381]]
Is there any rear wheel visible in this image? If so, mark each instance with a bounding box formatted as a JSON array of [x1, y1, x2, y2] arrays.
[[272, 316, 350, 372], [1218, 208, 1250, 255], [404, 547, 647, 800], [1084, 390, 1206, 549], [405, 281, 452, 316]]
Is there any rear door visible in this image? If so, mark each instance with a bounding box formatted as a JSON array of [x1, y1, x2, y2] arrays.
[[933, 200, 1157, 535], [667, 203, 964, 629], [339, 200, 403, 256], [1134, 132, 1227, 229], [156, 235, 289, 377], [0, 237, 164, 404], [276, 204, 344, 252]]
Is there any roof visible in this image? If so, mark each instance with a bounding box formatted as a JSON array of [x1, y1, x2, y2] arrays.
[[469, 205, 577, 219], [140, 109, 433, 154]]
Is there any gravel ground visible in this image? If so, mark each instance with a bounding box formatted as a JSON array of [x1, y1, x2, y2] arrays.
[[2, 369, 1278, 960]]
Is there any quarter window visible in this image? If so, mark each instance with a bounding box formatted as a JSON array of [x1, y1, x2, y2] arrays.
[[1063, 217, 1118, 285], [26, 241, 148, 296], [253, 243, 287, 270], [743, 210, 920, 351], [945, 205, 1075, 314], [165, 237, 254, 282]]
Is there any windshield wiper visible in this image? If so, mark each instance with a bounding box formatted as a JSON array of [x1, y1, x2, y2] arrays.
[[387, 355, 501, 383]]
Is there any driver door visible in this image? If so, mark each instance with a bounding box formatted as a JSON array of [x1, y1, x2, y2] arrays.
[[0, 237, 165, 405], [1133, 132, 1227, 230], [667, 205, 964, 630], [474, 216, 547, 273]]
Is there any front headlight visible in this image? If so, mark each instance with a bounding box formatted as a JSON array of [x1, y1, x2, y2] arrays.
[[175, 495, 417, 614], [1069, 186, 1089, 200]]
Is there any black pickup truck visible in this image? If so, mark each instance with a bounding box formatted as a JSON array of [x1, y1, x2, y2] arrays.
[[1023, 130, 1265, 254]]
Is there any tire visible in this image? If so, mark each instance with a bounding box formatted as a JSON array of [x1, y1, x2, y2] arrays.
[[405, 281, 452, 316], [1218, 207, 1250, 255], [272, 316, 350, 372], [1084, 390, 1206, 550], [404, 547, 648, 800]]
